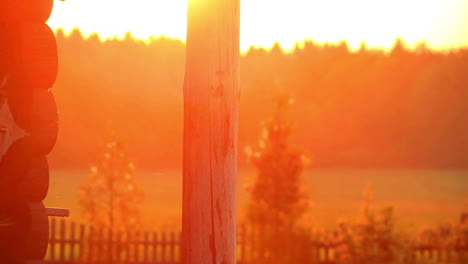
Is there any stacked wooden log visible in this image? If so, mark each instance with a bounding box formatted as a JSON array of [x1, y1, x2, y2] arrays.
[[0, 0, 59, 263]]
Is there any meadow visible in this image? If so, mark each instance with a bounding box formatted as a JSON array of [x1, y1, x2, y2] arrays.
[[44, 168, 467, 232]]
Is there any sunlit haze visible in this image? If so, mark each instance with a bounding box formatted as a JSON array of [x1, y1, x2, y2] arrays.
[[4, 0, 464, 257], [48, 0, 468, 52]]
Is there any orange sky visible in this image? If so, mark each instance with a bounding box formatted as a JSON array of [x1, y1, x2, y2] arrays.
[[47, 0, 468, 52]]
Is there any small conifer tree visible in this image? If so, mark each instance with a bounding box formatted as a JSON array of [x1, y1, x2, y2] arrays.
[[79, 134, 144, 262], [244, 95, 311, 264], [79, 134, 144, 231]]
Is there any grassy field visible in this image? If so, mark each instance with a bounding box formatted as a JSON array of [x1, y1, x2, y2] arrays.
[[44, 168, 468, 232]]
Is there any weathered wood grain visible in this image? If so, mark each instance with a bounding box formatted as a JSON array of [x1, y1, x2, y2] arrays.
[[182, 0, 240, 263]]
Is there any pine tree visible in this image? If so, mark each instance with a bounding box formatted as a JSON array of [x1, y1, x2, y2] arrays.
[[244, 95, 311, 264], [79, 134, 144, 232]]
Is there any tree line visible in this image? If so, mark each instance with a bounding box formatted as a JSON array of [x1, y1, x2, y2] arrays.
[[49, 28, 468, 169]]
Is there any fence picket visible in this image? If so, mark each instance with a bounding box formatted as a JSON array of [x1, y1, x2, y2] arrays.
[[88, 226, 94, 263], [117, 231, 124, 262], [135, 231, 141, 263], [143, 231, 149, 264], [59, 219, 66, 262], [69, 222, 75, 262], [108, 228, 114, 263], [49, 218, 56, 262], [127, 231, 133, 263], [152, 232, 158, 263], [162, 232, 167, 263], [170, 232, 175, 263], [78, 224, 85, 264]]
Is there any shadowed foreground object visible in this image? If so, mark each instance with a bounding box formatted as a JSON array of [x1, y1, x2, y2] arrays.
[[0, 0, 54, 23], [0, 0, 59, 262], [182, 0, 240, 263]]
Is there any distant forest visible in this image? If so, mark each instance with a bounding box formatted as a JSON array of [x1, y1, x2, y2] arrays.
[[49, 28, 468, 169]]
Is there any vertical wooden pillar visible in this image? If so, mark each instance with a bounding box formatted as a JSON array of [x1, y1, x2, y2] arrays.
[[182, 0, 240, 263]]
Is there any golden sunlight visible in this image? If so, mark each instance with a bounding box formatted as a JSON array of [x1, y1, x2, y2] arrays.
[[48, 0, 468, 52]]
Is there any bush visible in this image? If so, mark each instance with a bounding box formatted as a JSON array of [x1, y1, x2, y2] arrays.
[[335, 185, 402, 264]]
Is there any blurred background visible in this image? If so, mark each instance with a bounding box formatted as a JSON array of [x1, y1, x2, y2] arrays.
[[42, 1, 467, 263]]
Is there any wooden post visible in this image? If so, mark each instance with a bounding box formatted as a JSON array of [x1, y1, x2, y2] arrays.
[[182, 0, 240, 263]]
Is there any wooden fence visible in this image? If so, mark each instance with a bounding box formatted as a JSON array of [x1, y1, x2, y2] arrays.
[[45, 218, 467, 264], [409, 246, 468, 264], [46, 219, 182, 264]]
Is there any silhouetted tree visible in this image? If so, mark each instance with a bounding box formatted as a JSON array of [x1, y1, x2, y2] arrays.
[[79, 133, 144, 262], [79, 133, 144, 231], [244, 95, 312, 264], [391, 36, 408, 57]]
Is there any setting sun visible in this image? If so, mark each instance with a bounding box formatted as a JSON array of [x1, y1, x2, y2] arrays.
[[47, 0, 468, 52]]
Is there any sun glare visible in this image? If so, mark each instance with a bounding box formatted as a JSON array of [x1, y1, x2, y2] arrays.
[[48, 0, 187, 40], [47, 0, 468, 52]]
